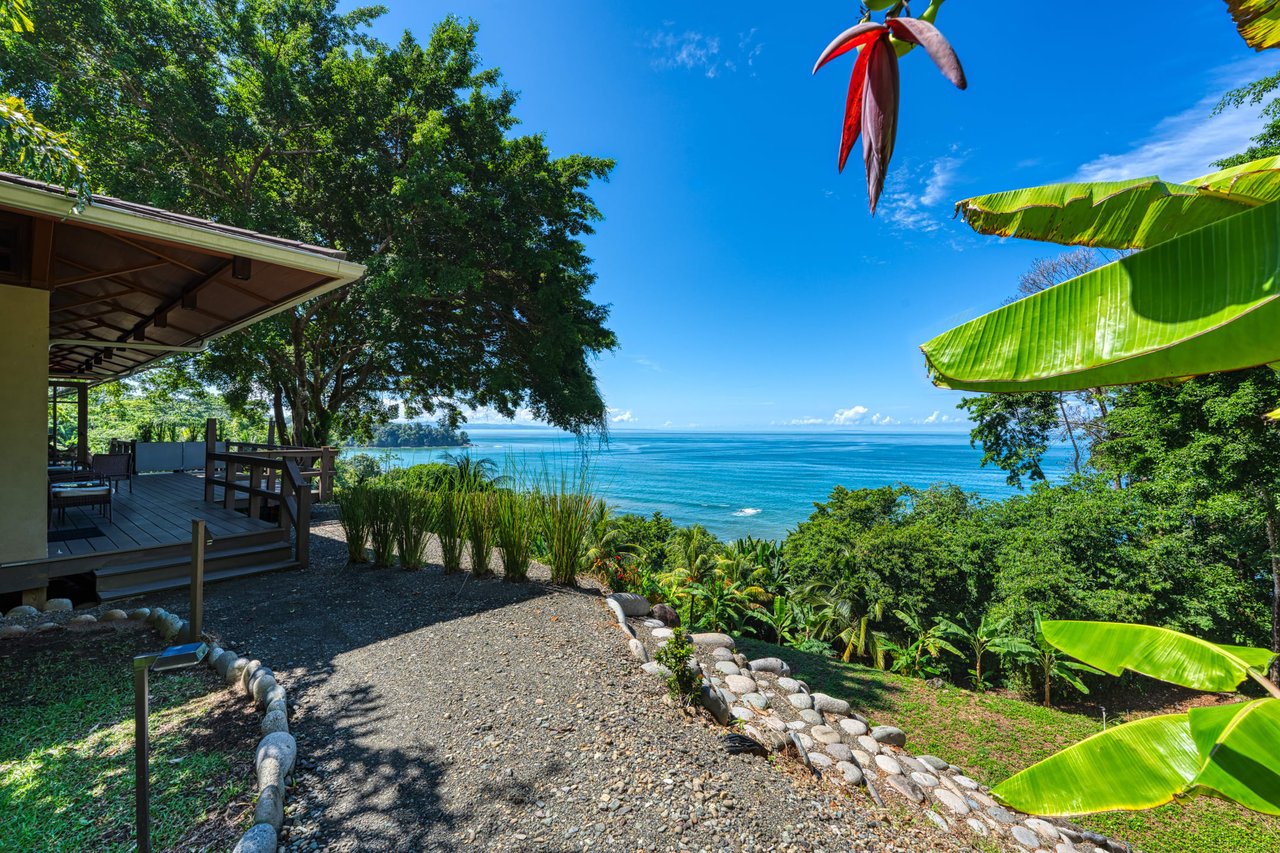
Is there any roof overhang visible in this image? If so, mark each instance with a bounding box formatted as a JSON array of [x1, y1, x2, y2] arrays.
[[0, 173, 366, 383]]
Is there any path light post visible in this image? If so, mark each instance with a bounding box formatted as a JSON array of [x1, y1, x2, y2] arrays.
[[133, 642, 209, 853]]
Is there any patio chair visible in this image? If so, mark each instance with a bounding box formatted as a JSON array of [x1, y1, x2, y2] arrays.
[[90, 452, 133, 493], [48, 476, 112, 524]]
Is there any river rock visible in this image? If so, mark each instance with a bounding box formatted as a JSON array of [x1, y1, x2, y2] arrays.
[[742, 692, 769, 710], [884, 774, 925, 803], [1026, 818, 1061, 844], [43, 598, 72, 612], [715, 661, 742, 677], [825, 742, 853, 762], [811, 724, 842, 745], [839, 717, 868, 738], [641, 661, 671, 677], [898, 754, 928, 774], [607, 592, 651, 617], [651, 627, 673, 640], [855, 735, 881, 755], [6, 605, 38, 618], [919, 754, 949, 771], [651, 603, 680, 626], [0, 625, 27, 639], [250, 672, 278, 703], [128, 608, 150, 621], [255, 783, 285, 832], [987, 805, 1018, 825], [911, 771, 940, 788], [934, 788, 971, 815], [232, 823, 277, 853], [700, 685, 732, 725], [710, 646, 734, 662], [966, 818, 989, 837], [1010, 826, 1041, 848], [922, 810, 951, 833], [799, 708, 823, 725], [837, 760, 864, 785], [261, 708, 289, 735], [787, 692, 813, 710], [775, 677, 804, 694], [953, 773, 980, 790], [747, 657, 790, 676], [628, 638, 648, 662], [691, 632, 734, 649], [68, 614, 97, 624], [871, 725, 907, 747], [811, 692, 850, 714], [874, 754, 903, 775], [604, 597, 627, 625], [724, 674, 756, 695], [731, 706, 755, 722], [213, 650, 239, 678], [32, 622, 59, 633], [809, 752, 833, 768], [100, 609, 128, 622]]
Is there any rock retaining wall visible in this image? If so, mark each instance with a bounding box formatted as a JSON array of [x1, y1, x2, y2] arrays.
[[604, 593, 1134, 853], [2, 600, 295, 852]]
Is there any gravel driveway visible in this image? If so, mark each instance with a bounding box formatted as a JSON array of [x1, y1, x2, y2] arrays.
[[142, 517, 975, 852]]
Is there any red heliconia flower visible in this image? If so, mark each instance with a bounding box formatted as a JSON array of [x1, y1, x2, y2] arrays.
[[814, 17, 967, 214]]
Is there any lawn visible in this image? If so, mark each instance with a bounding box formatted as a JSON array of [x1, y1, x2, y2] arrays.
[[0, 624, 255, 851], [736, 637, 1280, 853]]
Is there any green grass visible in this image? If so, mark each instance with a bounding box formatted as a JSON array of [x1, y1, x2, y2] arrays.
[[0, 630, 250, 851], [737, 637, 1280, 853]]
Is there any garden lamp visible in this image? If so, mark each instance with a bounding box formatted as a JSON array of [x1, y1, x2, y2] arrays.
[[134, 642, 208, 853]]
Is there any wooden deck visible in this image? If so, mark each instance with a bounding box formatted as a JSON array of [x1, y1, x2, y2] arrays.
[[2, 472, 296, 599], [46, 472, 276, 560]]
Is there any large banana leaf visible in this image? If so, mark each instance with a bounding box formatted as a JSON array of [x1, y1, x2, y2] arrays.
[[921, 199, 1280, 392], [1189, 699, 1280, 814], [1227, 0, 1280, 50], [1040, 621, 1275, 692], [953, 157, 1280, 250], [992, 714, 1200, 815]]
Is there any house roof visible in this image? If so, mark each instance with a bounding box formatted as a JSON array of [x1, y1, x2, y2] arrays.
[[0, 172, 366, 381]]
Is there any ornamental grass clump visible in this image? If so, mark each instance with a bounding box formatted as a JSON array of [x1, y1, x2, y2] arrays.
[[436, 487, 468, 575], [336, 483, 374, 564], [466, 491, 495, 577], [393, 488, 435, 570], [537, 471, 596, 586], [367, 484, 398, 566], [493, 488, 535, 582]]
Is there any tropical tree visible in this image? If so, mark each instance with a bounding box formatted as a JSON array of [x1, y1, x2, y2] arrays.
[[801, 578, 890, 665], [936, 613, 1035, 691], [878, 609, 962, 679]]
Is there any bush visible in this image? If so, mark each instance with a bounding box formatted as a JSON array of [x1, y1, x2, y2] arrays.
[[537, 471, 596, 585], [367, 485, 398, 566], [393, 488, 435, 570], [335, 483, 374, 564], [467, 492, 495, 577], [335, 453, 382, 489], [655, 627, 701, 702], [436, 488, 468, 575], [493, 489, 535, 582]]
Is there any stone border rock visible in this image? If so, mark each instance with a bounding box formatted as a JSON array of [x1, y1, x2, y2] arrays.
[[603, 593, 1134, 853], [2, 599, 294, 852]]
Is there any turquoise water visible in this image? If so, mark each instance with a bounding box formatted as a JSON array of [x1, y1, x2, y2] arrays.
[[349, 427, 1073, 541]]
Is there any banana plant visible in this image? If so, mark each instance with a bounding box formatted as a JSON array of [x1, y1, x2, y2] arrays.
[[756, 595, 799, 645], [993, 620, 1280, 817], [1025, 613, 1103, 707], [1227, 0, 1280, 49], [813, 1, 965, 212], [880, 609, 962, 678]]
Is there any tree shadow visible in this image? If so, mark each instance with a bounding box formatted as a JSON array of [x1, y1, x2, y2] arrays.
[[734, 636, 903, 714]]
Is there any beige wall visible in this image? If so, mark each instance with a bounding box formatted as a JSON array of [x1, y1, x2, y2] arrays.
[[0, 284, 49, 565]]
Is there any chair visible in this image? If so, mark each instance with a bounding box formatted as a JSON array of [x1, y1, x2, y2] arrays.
[[90, 453, 133, 493], [49, 476, 113, 523]]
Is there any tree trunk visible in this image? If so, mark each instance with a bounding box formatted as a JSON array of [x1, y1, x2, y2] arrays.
[[272, 384, 288, 448], [1058, 395, 1081, 475]]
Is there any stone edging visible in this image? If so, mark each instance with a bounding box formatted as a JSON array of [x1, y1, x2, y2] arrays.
[[2, 599, 295, 853], [603, 592, 1134, 853]]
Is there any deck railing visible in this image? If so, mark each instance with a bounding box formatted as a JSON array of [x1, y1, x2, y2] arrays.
[[201, 419, 338, 569]]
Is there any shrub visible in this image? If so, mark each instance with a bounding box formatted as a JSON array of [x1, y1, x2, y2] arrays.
[[655, 627, 701, 702], [466, 491, 495, 577], [436, 488, 468, 575], [537, 471, 596, 585], [493, 488, 535, 582], [393, 488, 435, 570], [367, 484, 399, 566], [335, 452, 382, 489], [335, 483, 374, 564]]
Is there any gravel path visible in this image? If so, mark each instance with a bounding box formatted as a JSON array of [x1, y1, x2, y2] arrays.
[[140, 517, 982, 852]]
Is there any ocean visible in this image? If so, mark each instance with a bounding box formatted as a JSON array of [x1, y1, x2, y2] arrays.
[[348, 427, 1075, 541]]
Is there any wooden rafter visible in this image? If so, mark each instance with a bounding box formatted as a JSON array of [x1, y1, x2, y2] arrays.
[[53, 260, 169, 289]]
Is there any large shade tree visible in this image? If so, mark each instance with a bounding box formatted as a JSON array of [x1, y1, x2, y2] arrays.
[[0, 1, 617, 444]]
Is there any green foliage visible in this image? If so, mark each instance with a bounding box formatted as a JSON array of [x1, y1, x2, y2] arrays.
[[466, 491, 495, 577], [366, 485, 399, 567], [958, 392, 1059, 488], [335, 483, 374, 564], [358, 421, 470, 448], [335, 453, 383, 490], [83, 374, 266, 453], [4, 4, 618, 445], [436, 488, 469, 575], [536, 471, 596, 585], [393, 489, 436, 571], [879, 609, 963, 679], [655, 627, 701, 703], [493, 488, 535, 582], [0, 94, 90, 204], [936, 613, 1036, 691]]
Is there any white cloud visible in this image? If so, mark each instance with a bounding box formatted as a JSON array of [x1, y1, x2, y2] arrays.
[[786, 417, 826, 425], [463, 406, 539, 425], [647, 26, 763, 79], [880, 152, 965, 233], [831, 405, 869, 425], [633, 357, 663, 372], [609, 408, 637, 424], [1073, 56, 1280, 182], [870, 413, 899, 426], [920, 410, 962, 425]]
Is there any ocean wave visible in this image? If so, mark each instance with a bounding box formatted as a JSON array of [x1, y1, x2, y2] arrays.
[[733, 507, 762, 517]]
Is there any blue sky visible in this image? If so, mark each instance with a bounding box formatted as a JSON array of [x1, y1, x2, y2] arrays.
[[358, 2, 1279, 430]]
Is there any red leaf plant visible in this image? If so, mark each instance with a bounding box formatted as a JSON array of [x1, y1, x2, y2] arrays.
[[814, 17, 966, 213]]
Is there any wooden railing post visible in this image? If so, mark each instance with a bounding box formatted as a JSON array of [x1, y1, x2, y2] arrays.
[[190, 519, 206, 641], [319, 448, 335, 502], [223, 456, 238, 510], [296, 479, 311, 569], [203, 418, 217, 503], [248, 463, 263, 519]]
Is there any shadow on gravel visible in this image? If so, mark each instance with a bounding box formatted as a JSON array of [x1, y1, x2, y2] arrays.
[[736, 636, 903, 713], [140, 527, 598, 850]]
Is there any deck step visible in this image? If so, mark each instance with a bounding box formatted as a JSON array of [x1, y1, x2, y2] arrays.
[[94, 538, 290, 578], [99, 559, 301, 601]]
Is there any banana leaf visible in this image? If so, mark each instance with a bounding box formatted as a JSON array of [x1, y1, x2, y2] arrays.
[[1188, 699, 1280, 814], [1227, 0, 1280, 50], [992, 714, 1200, 815], [953, 157, 1280, 250], [1039, 621, 1275, 692], [921, 199, 1280, 392]]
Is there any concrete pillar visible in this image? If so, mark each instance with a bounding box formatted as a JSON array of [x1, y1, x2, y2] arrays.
[[0, 284, 50, 565]]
